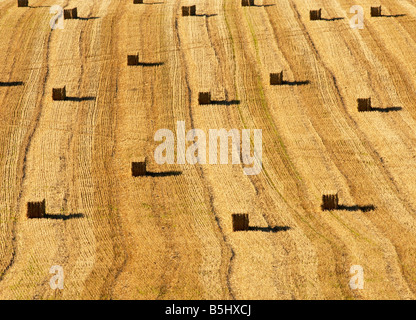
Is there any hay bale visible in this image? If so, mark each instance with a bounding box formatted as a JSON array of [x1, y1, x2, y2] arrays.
[[371, 6, 382, 17], [270, 72, 283, 85], [321, 194, 339, 210], [198, 92, 211, 105], [310, 9, 322, 20], [242, 0, 255, 6], [182, 6, 190, 16], [127, 54, 139, 66], [357, 98, 372, 112], [27, 199, 46, 219], [232, 214, 249, 231], [133, 0, 144, 3], [132, 158, 147, 176], [64, 9, 71, 19], [189, 5, 196, 16], [63, 8, 77, 19], [17, 0, 28, 7], [52, 86, 66, 101], [71, 8, 78, 19]]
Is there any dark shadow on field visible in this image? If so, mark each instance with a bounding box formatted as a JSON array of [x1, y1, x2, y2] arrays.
[[210, 99, 241, 105], [145, 171, 182, 177], [138, 62, 164, 67], [371, 106, 402, 113], [0, 81, 24, 87], [43, 213, 84, 220], [321, 17, 345, 21], [337, 205, 376, 212], [254, 4, 276, 7], [29, 6, 51, 8], [195, 14, 218, 18], [281, 80, 310, 86], [77, 17, 100, 21], [65, 96, 96, 102], [380, 14, 406, 18], [249, 226, 291, 233]]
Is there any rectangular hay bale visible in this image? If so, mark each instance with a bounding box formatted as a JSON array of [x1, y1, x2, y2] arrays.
[[64, 8, 78, 19], [357, 98, 372, 112], [127, 54, 139, 66], [189, 5, 196, 16], [182, 6, 190, 16], [132, 158, 147, 176], [321, 194, 339, 210], [310, 9, 322, 20], [71, 8, 78, 19], [232, 214, 249, 231], [371, 6, 382, 17], [27, 199, 46, 219], [52, 86, 66, 101], [198, 92, 211, 105], [17, 0, 28, 7], [270, 72, 283, 85], [64, 9, 71, 19]]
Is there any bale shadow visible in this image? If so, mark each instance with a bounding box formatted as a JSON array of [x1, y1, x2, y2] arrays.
[[65, 96, 96, 102], [321, 17, 345, 21], [29, 5, 51, 8], [281, 80, 310, 86], [337, 205, 376, 212], [249, 226, 291, 233], [138, 62, 164, 67], [210, 100, 241, 105], [77, 17, 100, 21], [380, 14, 406, 18], [76, 17, 100, 21], [0, 81, 24, 87], [254, 4, 276, 7], [145, 171, 182, 177], [370, 106, 402, 113], [195, 14, 218, 18], [43, 213, 84, 220]]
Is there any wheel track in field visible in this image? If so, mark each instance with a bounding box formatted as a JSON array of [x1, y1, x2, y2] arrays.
[[0, 2, 54, 286], [172, 0, 235, 299]]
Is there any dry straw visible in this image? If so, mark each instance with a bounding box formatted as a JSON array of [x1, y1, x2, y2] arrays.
[[52, 86, 66, 101], [127, 54, 139, 66], [132, 157, 147, 176], [321, 194, 339, 210], [64, 8, 78, 19], [17, 0, 28, 7], [371, 6, 382, 17], [27, 199, 46, 219], [270, 72, 283, 85], [310, 9, 322, 20], [357, 98, 372, 112], [232, 214, 249, 231], [198, 92, 211, 105], [190, 5, 196, 16], [242, 0, 255, 6], [182, 6, 196, 16]]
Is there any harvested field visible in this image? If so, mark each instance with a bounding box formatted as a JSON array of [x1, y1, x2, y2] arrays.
[[1, 0, 416, 300]]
